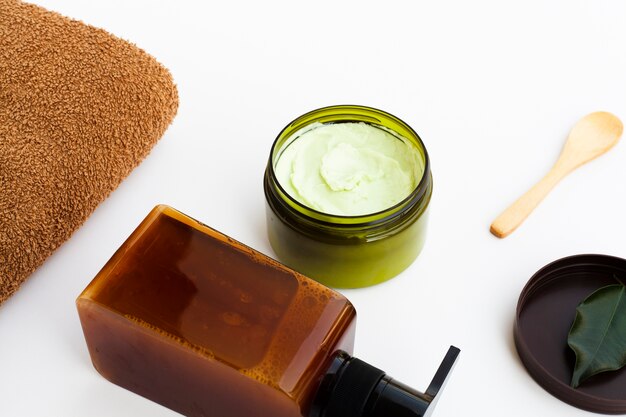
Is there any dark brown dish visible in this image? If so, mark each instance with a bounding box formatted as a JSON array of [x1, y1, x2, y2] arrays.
[[514, 254, 626, 414]]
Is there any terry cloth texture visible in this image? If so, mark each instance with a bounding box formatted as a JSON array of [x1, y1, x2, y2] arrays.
[[0, 0, 179, 305]]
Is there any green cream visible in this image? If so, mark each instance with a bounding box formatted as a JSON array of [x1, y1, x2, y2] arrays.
[[275, 122, 424, 216]]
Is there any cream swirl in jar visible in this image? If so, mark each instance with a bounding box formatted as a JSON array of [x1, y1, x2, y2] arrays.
[[274, 122, 423, 216]]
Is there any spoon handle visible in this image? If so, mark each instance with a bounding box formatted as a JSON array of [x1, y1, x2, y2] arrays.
[[490, 167, 566, 238]]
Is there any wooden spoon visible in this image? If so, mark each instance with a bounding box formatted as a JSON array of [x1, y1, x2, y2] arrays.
[[490, 111, 623, 238]]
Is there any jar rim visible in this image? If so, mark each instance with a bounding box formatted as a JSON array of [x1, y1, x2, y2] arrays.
[[266, 105, 431, 226]]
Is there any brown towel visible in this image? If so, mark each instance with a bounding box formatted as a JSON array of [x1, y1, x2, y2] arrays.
[[0, 0, 179, 305]]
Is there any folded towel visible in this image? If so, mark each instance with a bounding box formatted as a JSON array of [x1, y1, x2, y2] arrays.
[[0, 0, 179, 305]]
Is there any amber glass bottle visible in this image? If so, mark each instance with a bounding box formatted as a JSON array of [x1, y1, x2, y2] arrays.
[[77, 205, 458, 417]]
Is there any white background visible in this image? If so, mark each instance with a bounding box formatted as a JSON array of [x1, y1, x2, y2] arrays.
[[1, 1, 626, 416]]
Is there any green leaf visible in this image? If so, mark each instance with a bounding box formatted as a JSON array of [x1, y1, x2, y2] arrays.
[[568, 283, 626, 388]]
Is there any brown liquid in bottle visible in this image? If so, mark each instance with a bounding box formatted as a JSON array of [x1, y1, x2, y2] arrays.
[[77, 205, 356, 417]]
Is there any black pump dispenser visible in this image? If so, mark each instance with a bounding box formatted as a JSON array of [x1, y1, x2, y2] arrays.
[[310, 346, 460, 417]]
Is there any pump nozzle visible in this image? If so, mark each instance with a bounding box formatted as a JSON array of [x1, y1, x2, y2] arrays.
[[423, 346, 461, 416], [314, 346, 460, 417]]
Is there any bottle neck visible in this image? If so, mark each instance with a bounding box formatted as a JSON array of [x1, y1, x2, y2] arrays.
[[307, 351, 352, 417], [308, 346, 460, 417]]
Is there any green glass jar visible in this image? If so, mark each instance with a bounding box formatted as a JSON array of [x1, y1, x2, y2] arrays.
[[264, 105, 432, 288]]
